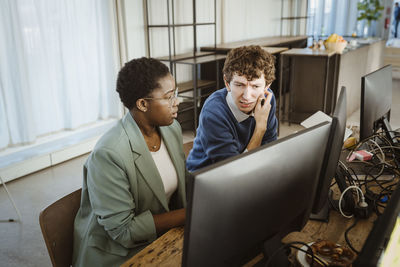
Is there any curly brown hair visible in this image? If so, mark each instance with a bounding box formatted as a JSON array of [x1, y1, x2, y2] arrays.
[[223, 45, 275, 86]]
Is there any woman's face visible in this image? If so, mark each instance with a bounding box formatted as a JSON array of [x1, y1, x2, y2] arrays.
[[145, 74, 179, 126]]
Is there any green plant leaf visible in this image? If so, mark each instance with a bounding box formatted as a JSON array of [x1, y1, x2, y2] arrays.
[[357, 0, 384, 22]]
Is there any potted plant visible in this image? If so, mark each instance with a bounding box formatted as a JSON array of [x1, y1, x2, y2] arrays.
[[357, 0, 384, 37]]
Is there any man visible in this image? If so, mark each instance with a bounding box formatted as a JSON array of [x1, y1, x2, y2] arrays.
[[186, 45, 278, 172], [395, 2, 400, 38]]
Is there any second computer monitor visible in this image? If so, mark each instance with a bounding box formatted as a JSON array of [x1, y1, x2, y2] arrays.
[[360, 65, 393, 141], [182, 122, 331, 267], [311, 86, 347, 215]]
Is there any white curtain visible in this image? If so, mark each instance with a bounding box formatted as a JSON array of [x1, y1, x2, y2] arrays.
[[0, 0, 120, 150], [307, 0, 360, 38]]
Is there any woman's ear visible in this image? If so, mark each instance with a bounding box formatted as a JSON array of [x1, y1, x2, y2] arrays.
[[136, 98, 148, 112]]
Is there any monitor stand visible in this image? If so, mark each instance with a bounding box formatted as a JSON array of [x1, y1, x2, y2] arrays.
[[309, 190, 333, 222], [311, 166, 356, 221], [381, 116, 398, 145], [253, 234, 291, 267]]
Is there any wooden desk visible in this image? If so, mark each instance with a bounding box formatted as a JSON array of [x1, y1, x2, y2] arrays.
[[262, 47, 289, 55], [200, 36, 307, 54], [121, 227, 184, 267], [122, 208, 376, 266]]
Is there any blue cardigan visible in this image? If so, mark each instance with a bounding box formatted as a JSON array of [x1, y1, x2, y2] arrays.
[[187, 88, 278, 172]]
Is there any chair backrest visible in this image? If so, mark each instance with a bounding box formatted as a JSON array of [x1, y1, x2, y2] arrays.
[[39, 188, 82, 267], [183, 141, 193, 158]]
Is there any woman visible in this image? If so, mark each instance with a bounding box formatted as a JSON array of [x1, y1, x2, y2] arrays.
[[72, 57, 186, 267]]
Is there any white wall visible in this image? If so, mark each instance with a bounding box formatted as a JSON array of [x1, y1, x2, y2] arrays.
[[222, 0, 283, 43]]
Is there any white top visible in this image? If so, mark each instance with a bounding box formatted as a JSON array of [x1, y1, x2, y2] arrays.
[[150, 139, 178, 203]]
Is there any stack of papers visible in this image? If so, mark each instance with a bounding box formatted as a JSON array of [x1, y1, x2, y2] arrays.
[[300, 111, 352, 141]]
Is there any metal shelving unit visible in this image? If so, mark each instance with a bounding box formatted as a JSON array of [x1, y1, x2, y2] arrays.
[[144, 0, 223, 130]]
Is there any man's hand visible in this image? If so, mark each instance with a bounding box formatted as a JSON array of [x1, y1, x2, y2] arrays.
[[253, 90, 272, 132], [246, 90, 273, 151]]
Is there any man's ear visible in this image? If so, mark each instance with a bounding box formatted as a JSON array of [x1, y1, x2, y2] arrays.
[[136, 98, 148, 112], [224, 75, 231, 91], [264, 83, 272, 93]]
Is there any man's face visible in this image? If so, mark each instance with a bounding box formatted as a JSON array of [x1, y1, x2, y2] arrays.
[[225, 73, 267, 114]]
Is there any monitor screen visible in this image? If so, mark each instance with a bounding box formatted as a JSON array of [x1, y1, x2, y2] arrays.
[[360, 65, 393, 141], [182, 122, 331, 267], [353, 181, 400, 267], [311, 86, 347, 216]]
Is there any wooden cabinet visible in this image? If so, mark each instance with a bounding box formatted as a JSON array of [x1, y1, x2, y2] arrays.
[[279, 48, 339, 123]]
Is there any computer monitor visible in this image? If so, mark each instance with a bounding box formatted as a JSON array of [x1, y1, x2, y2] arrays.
[[353, 181, 400, 267], [311, 86, 348, 221], [182, 122, 331, 267], [360, 65, 396, 144]]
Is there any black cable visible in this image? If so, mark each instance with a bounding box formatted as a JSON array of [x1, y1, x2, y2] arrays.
[[328, 192, 339, 212], [344, 218, 360, 254], [348, 166, 361, 188]]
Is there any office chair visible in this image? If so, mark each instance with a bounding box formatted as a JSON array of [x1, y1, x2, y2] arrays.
[[0, 175, 22, 222], [183, 141, 194, 158], [39, 188, 81, 267]]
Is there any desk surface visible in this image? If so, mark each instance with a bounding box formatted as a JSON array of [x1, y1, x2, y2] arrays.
[[262, 47, 289, 55], [122, 205, 376, 266], [281, 48, 336, 57], [201, 35, 307, 53], [121, 227, 184, 267]]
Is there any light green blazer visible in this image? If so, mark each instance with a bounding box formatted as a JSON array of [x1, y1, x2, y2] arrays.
[[72, 113, 187, 267]]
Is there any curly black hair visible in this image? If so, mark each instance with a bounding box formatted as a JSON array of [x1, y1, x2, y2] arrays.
[[116, 57, 170, 110], [223, 45, 275, 85]]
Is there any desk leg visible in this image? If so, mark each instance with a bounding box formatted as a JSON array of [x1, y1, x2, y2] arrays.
[[288, 56, 294, 125], [331, 54, 339, 113], [216, 60, 220, 91], [278, 55, 284, 133], [193, 64, 198, 130], [323, 56, 330, 114]]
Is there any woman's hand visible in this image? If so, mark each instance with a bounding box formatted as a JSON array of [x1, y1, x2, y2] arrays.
[[153, 208, 186, 235]]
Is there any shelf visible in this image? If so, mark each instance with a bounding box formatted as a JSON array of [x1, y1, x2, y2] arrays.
[[178, 101, 194, 113], [157, 51, 215, 62], [175, 54, 226, 65], [145, 0, 217, 130], [178, 80, 216, 94]]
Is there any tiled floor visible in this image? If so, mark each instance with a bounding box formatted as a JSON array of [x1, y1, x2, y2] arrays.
[[0, 79, 399, 267]]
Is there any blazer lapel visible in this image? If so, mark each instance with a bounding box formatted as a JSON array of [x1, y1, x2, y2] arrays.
[[122, 113, 169, 211]]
